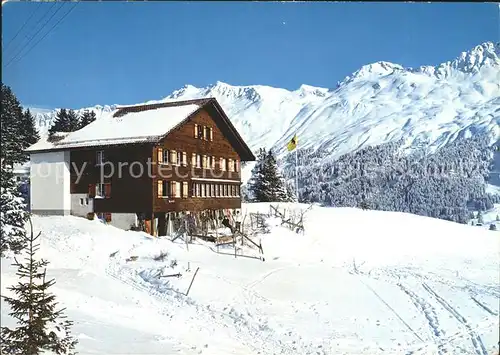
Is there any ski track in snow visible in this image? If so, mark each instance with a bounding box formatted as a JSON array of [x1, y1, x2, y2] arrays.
[[421, 283, 488, 355]]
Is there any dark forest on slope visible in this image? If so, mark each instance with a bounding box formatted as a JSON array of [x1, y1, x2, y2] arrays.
[[281, 134, 499, 224]]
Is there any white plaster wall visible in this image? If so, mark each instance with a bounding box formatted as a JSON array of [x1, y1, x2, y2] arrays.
[[108, 213, 138, 230], [30, 151, 71, 215], [71, 193, 94, 217]]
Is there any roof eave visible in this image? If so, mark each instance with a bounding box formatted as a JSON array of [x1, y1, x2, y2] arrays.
[[207, 99, 256, 161]]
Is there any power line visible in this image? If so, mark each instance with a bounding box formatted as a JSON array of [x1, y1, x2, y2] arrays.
[[4, 1, 59, 64], [3, 1, 43, 53], [5, 1, 79, 70], [3, 1, 63, 68]]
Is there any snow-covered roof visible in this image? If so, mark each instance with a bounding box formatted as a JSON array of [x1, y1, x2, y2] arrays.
[[26, 100, 204, 152], [25, 97, 256, 161]]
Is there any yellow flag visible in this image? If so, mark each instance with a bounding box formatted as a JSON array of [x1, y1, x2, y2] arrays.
[[287, 134, 297, 152]]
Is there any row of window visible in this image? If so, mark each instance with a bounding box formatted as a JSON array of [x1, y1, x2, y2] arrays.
[[88, 180, 240, 200], [157, 148, 239, 172], [194, 124, 213, 141], [157, 181, 240, 198]]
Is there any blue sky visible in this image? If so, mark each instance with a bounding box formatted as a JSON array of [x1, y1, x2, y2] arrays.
[[2, 1, 498, 109]]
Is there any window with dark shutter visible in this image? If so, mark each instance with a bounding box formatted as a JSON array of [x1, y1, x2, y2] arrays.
[[88, 184, 96, 198], [105, 212, 112, 222]]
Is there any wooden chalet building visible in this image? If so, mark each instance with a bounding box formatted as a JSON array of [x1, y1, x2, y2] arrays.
[[26, 98, 255, 236]]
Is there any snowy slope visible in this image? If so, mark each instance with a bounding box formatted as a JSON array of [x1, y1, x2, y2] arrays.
[[1, 204, 498, 354]]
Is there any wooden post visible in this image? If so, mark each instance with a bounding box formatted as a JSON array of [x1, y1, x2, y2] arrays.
[[234, 235, 237, 258], [185, 267, 200, 296]]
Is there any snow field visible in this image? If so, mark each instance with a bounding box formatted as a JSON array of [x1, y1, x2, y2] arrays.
[[1, 203, 499, 354]]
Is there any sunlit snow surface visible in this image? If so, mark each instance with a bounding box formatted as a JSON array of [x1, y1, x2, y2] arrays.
[[1, 203, 498, 355]]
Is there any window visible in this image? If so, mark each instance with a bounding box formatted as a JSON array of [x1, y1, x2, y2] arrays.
[[182, 152, 187, 166], [171, 150, 178, 165], [235, 160, 240, 172], [202, 155, 207, 169], [206, 183, 211, 197], [85, 198, 89, 205], [79, 198, 84, 206], [211, 156, 216, 169], [211, 184, 215, 197], [196, 154, 201, 168], [194, 124, 199, 138], [175, 181, 181, 198], [157, 180, 169, 198], [228, 159, 234, 172], [158, 148, 170, 164], [96, 151, 104, 165], [157, 180, 179, 198], [220, 158, 226, 171], [204, 126, 213, 141], [201, 184, 206, 198], [94, 182, 111, 198], [182, 181, 188, 198], [192, 153, 196, 166]]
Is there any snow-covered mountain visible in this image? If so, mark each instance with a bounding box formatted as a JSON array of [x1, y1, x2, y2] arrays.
[[30, 41, 500, 160]]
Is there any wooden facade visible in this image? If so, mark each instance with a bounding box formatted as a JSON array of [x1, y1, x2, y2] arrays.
[[65, 98, 255, 234]]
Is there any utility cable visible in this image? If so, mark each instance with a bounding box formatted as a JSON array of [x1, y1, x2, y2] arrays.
[[3, 1, 42, 53], [4, 2, 65, 69]]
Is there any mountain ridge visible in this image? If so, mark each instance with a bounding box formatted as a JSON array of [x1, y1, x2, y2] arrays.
[[28, 41, 500, 161]]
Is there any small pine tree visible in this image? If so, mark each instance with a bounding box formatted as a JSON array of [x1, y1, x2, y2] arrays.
[[496, 214, 499, 222], [477, 210, 484, 225], [1, 161, 29, 256], [78, 110, 96, 129], [1, 219, 78, 355], [489, 223, 497, 231]]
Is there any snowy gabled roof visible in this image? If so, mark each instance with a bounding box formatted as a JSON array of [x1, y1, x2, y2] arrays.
[[25, 98, 256, 161], [25, 99, 207, 152]]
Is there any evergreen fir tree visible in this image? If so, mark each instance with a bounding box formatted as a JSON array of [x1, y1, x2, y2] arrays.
[[247, 149, 293, 202], [66, 109, 80, 132], [1, 84, 26, 165], [1, 161, 29, 256], [48, 109, 70, 138], [21, 108, 40, 147], [1, 219, 78, 355], [477, 210, 484, 225], [263, 150, 292, 202], [247, 148, 268, 202], [78, 110, 96, 129]]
